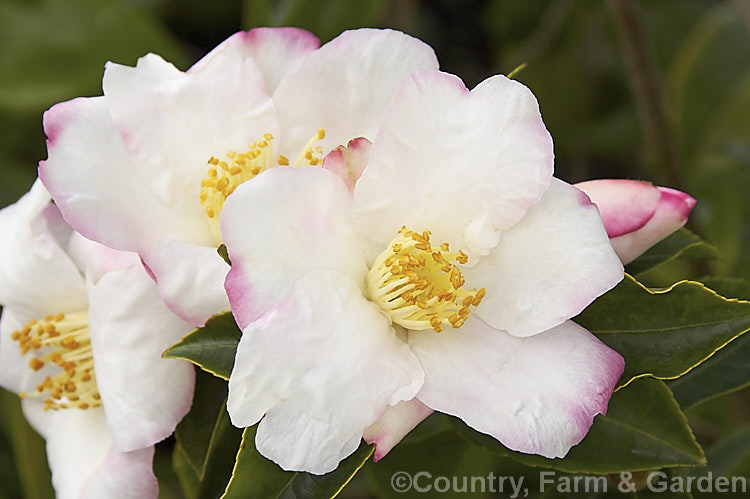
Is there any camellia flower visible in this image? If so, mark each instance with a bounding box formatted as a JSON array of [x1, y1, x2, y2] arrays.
[[220, 69, 626, 474], [361, 180, 698, 459], [575, 179, 697, 264], [39, 27, 439, 327], [0, 181, 195, 498]]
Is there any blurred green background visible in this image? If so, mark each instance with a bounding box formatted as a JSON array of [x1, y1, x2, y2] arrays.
[[1, 0, 749, 497]]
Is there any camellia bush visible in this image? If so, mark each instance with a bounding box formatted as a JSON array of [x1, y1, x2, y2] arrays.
[[1, 2, 749, 499]]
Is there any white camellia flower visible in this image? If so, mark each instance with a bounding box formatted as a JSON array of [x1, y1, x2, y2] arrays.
[[220, 69, 626, 474], [39, 27, 439, 327], [0, 181, 195, 499]]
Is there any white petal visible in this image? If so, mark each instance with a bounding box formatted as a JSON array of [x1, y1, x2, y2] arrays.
[[363, 398, 434, 461], [40, 96, 208, 252], [102, 51, 279, 216], [464, 178, 623, 337], [191, 28, 320, 94], [0, 180, 87, 322], [408, 317, 624, 458], [148, 237, 231, 326], [22, 402, 158, 499], [66, 232, 141, 283], [352, 71, 554, 256], [221, 167, 371, 328], [227, 270, 424, 474], [88, 263, 195, 452], [273, 28, 439, 158]]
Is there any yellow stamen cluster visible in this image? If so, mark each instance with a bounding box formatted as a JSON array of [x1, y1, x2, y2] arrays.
[[200, 128, 326, 243], [11, 312, 100, 411], [366, 227, 486, 332]]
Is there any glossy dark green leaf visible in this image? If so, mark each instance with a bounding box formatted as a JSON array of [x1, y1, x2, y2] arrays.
[[172, 393, 243, 499], [163, 312, 241, 380], [626, 228, 718, 276], [454, 379, 705, 474], [222, 425, 374, 499], [577, 275, 750, 387], [174, 368, 230, 475]]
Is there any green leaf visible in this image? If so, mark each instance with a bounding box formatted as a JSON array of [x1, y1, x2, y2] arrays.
[[454, 379, 705, 474], [171, 377, 244, 499], [163, 311, 241, 380], [576, 275, 750, 388], [222, 425, 374, 499], [625, 228, 718, 276], [174, 368, 231, 476]]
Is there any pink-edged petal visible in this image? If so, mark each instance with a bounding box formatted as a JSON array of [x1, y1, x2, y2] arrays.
[[322, 137, 372, 192], [0, 180, 87, 322], [574, 179, 661, 238], [102, 51, 278, 215], [22, 402, 158, 499], [40, 97, 208, 252], [464, 178, 623, 337], [273, 28, 439, 158], [610, 187, 696, 264], [66, 232, 141, 283], [352, 71, 554, 257], [221, 167, 371, 329], [148, 237, 231, 326], [88, 263, 195, 452], [227, 270, 424, 474], [408, 317, 624, 458], [191, 28, 320, 94], [363, 398, 434, 461]]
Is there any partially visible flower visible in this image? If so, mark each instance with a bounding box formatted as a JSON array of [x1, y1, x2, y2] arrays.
[[221, 70, 625, 474], [39, 27, 439, 327], [0, 181, 195, 498], [575, 179, 697, 264]]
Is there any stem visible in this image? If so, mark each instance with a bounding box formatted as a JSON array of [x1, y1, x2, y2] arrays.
[[609, 0, 684, 188]]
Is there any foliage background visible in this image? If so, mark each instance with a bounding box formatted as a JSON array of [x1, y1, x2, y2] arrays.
[[0, 0, 749, 497]]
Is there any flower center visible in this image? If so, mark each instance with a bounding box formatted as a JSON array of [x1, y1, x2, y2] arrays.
[[11, 312, 100, 411], [200, 128, 326, 243], [366, 227, 486, 332]]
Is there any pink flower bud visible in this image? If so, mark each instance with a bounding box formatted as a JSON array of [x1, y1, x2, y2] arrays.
[[575, 179, 696, 264]]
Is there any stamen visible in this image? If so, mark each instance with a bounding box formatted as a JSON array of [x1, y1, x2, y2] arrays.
[[12, 312, 101, 411], [366, 227, 486, 333], [201, 128, 326, 243]]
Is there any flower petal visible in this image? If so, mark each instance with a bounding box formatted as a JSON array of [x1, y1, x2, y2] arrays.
[[408, 317, 624, 458], [464, 178, 623, 337], [352, 71, 554, 257], [191, 28, 320, 94], [273, 28, 439, 158], [363, 398, 434, 461], [0, 180, 87, 322], [40, 96, 208, 252], [221, 167, 371, 328], [227, 270, 424, 474], [88, 263, 195, 452], [148, 237, 231, 326], [22, 401, 158, 499], [322, 137, 372, 192], [0, 309, 36, 394], [102, 51, 278, 215]]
